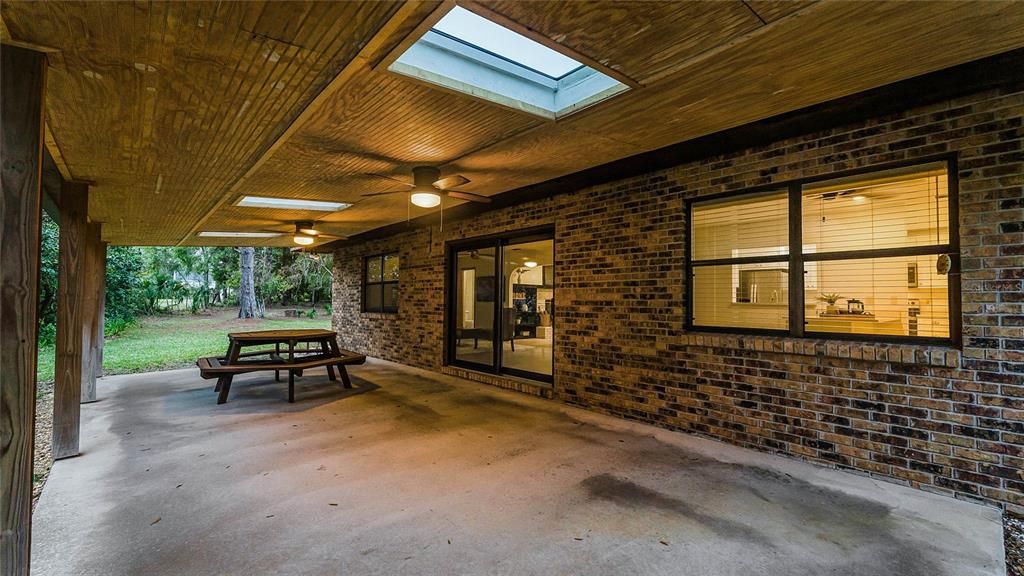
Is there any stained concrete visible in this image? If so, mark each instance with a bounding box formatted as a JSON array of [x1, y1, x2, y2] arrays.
[[32, 359, 1004, 576]]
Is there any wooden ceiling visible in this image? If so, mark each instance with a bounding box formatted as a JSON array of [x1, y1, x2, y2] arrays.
[[3, 1, 1023, 247]]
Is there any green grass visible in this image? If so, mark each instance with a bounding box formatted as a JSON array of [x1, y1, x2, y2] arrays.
[[36, 308, 330, 383]]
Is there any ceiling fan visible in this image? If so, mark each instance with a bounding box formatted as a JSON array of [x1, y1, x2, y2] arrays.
[[254, 220, 347, 246], [361, 166, 490, 207]]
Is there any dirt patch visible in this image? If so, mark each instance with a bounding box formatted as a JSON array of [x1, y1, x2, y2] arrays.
[[33, 381, 53, 508], [1008, 511, 1024, 576]]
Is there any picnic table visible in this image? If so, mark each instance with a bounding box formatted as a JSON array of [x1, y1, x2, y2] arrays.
[[196, 329, 365, 404]]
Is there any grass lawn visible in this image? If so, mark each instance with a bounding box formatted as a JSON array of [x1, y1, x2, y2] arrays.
[[36, 307, 331, 384]]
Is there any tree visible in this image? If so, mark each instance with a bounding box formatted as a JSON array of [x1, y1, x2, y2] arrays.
[[238, 247, 257, 318]]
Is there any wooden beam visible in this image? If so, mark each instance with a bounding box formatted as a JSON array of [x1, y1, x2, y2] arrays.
[[53, 181, 88, 460], [0, 44, 47, 576], [81, 221, 103, 404], [93, 239, 106, 381]]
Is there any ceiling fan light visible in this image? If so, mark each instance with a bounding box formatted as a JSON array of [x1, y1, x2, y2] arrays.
[[411, 191, 441, 208], [297, 226, 318, 235], [524, 261, 538, 268], [292, 234, 315, 246]]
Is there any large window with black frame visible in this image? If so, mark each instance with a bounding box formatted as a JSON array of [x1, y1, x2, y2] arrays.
[[449, 230, 554, 382], [688, 158, 957, 344], [363, 253, 399, 313]]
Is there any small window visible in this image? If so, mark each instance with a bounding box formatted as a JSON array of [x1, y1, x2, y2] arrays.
[[364, 254, 399, 313], [688, 160, 956, 343]]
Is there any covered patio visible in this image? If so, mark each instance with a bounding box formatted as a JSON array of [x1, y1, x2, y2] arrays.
[[32, 360, 1002, 576], [3, 1, 1024, 574]]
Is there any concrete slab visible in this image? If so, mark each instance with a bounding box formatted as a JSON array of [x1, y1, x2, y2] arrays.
[[32, 359, 1004, 576]]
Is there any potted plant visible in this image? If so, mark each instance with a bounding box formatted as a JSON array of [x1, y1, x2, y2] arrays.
[[818, 292, 844, 315]]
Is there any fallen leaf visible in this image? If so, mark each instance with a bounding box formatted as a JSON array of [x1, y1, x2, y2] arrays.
[[266, 515, 274, 518], [175, 484, 183, 489], [574, 538, 583, 541], [150, 517, 161, 526], [329, 503, 338, 507], [659, 540, 669, 546]]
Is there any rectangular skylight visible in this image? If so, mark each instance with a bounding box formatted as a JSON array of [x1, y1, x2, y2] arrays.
[[198, 231, 281, 238], [388, 6, 629, 119], [433, 7, 581, 79], [236, 196, 351, 212]]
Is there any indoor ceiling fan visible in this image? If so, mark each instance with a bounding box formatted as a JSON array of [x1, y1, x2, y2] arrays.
[[361, 166, 490, 207]]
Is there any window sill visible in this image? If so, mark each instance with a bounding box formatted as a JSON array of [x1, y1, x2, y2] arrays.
[[680, 331, 960, 368]]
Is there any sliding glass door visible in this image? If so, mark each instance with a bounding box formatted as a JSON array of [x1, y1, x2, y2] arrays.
[[453, 245, 497, 369], [448, 230, 554, 382]]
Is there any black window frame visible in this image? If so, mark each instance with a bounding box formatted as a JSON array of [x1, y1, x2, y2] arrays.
[[362, 253, 399, 314], [444, 226, 556, 384], [685, 154, 961, 347]]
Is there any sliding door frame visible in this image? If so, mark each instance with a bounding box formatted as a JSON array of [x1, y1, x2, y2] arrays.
[[445, 225, 555, 383]]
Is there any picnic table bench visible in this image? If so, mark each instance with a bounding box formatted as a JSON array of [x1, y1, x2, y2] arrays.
[[196, 329, 365, 404]]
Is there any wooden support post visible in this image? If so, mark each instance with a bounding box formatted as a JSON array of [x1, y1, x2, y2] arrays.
[[81, 221, 102, 403], [93, 240, 106, 380], [53, 181, 88, 460], [0, 44, 47, 576]]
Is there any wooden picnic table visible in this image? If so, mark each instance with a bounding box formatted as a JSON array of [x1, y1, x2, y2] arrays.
[[197, 329, 365, 404]]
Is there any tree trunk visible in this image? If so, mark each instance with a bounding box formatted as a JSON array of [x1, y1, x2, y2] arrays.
[[238, 247, 257, 318]]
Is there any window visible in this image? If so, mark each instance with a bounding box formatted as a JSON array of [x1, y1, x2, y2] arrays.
[[387, 6, 629, 119], [364, 254, 399, 313], [688, 159, 957, 344]]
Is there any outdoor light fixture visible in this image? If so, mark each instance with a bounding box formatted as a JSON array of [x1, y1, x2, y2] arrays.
[[410, 189, 442, 208], [524, 261, 538, 268], [292, 234, 315, 246], [295, 221, 319, 236]]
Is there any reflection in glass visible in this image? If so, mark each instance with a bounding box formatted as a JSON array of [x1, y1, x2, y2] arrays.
[[454, 247, 496, 366], [501, 239, 554, 376]]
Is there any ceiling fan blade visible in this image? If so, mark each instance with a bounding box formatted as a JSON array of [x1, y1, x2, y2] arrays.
[[433, 174, 470, 190], [446, 190, 490, 204], [363, 173, 414, 187]]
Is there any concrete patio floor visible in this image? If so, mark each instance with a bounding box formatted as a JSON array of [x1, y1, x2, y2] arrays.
[[32, 359, 1005, 576]]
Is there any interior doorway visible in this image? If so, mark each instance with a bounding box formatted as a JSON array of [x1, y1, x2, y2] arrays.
[[448, 229, 554, 383]]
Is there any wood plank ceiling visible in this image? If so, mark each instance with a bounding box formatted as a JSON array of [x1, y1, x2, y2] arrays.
[[3, 0, 1023, 247]]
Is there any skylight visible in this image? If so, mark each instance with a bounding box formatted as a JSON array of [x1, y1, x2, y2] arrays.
[[432, 7, 581, 79], [236, 196, 351, 212], [198, 231, 281, 238], [388, 6, 629, 119]]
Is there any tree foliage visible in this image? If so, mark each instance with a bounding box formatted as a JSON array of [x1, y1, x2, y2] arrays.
[[36, 218, 332, 347]]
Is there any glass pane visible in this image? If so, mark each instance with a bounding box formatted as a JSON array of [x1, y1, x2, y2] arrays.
[[693, 264, 788, 330], [383, 283, 399, 310], [802, 163, 948, 253], [366, 257, 382, 283], [805, 255, 949, 338], [502, 239, 554, 376], [692, 190, 788, 261], [364, 284, 383, 312], [455, 246, 496, 366], [383, 254, 399, 281]]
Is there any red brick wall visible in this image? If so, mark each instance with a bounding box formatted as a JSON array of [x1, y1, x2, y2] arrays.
[[334, 85, 1024, 508]]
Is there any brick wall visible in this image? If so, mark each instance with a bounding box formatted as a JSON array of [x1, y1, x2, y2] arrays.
[[334, 85, 1024, 508]]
